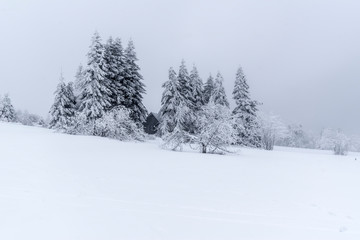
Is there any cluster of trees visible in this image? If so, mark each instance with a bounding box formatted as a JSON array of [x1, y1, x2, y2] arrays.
[[0, 32, 355, 156], [49, 32, 147, 140], [259, 113, 352, 155], [158, 61, 261, 154], [0, 94, 45, 126]]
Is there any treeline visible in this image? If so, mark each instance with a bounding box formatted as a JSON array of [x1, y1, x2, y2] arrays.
[[0, 94, 45, 126], [0, 32, 355, 155], [259, 114, 351, 155]]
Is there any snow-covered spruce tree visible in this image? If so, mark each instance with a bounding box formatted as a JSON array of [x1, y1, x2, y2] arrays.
[[176, 61, 196, 134], [104, 37, 126, 108], [160, 63, 194, 150], [212, 72, 229, 107], [194, 100, 236, 154], [187, 65, 204, 134], [78, 32, 112, 124], [189, 65, 204, 111], [232, 67, 261, 148], [123, 40, 147, 123], [49, 74, 76, 130], [203, 74, 215, 104], [0, 94, 16, 122], [74, 64, 85, 99], [158, 67, 180, 135]]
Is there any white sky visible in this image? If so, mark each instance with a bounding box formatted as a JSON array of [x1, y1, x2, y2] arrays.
[[1, 0, 360, 133]]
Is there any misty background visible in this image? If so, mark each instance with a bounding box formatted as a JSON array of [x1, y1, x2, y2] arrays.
[[0, 0, 360, 134]]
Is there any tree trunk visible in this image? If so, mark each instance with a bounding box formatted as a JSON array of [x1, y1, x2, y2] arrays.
[[202, 143, 207, 153]]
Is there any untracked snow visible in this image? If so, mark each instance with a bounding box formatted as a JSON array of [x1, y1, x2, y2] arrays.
[[0, 122, 359, 239]]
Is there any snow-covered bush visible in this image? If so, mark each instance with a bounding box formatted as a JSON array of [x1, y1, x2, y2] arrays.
[[334, 138, 348, 155], [94, 107, 145, 141], [65, 111, 90, 135], [277, 124, 315, 149], [194, 102, 236, 154], [161, 101, 235, 154], [259, 113, 288, 150], [317, 128, 349, 155], [16, 110, 46, 127], [161, 124, 192, 151], [67, 107, 145, 141], [348, 135, 360, 152]]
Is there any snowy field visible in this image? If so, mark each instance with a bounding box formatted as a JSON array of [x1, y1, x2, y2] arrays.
[[0, 122, 360, 240]]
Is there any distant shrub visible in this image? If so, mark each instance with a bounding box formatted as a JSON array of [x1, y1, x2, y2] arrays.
[[317, 128, 349, 155], [16, 110, 46, 127]]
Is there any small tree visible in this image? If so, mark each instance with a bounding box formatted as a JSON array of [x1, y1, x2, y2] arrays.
[[232, 67, 261, 148], [49, 74, 76, 130], [0, 94, 16, 122], [195, 100, 236, 154], [159, 67, 180, 135], [259, 113, 288, 150], [334, 131, 349, 155], [317, 128, 349, 155]]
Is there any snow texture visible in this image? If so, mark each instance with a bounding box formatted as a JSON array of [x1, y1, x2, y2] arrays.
[[0, 122, 359, 240]]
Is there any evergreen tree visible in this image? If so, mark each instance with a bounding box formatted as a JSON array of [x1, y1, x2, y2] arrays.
[[203, 74, 215, 104], [123, 40, 147, 123], [232, 67, 261, 147], [49, 74, 76, 129], [159, 67, 180, 135], [74, 64, 85, 97], [0, 94, 16, 122], [212, 72, 229, 107], [104, 37, 126, 108], [177, 60, 193, 106], [78, 31, 112, 120], [189, 65, 204, 111], [162, 100, 190, 151], [160, 66, 192, 149], [177, 61, 196, 133]]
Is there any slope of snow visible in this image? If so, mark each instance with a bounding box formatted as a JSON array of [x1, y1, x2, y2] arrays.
[[0, 122, 359, 240]]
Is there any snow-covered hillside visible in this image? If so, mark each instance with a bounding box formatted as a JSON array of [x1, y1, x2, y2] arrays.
[[0, 122, 359, 240]]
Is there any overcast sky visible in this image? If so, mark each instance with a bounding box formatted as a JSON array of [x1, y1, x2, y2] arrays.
[[1, 0, 360, 133]]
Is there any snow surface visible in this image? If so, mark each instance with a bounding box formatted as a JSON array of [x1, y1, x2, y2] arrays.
[[0, 122, 360, 240]]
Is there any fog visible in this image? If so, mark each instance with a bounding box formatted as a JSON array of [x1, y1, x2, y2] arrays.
[[1, 0, 360, 133]]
